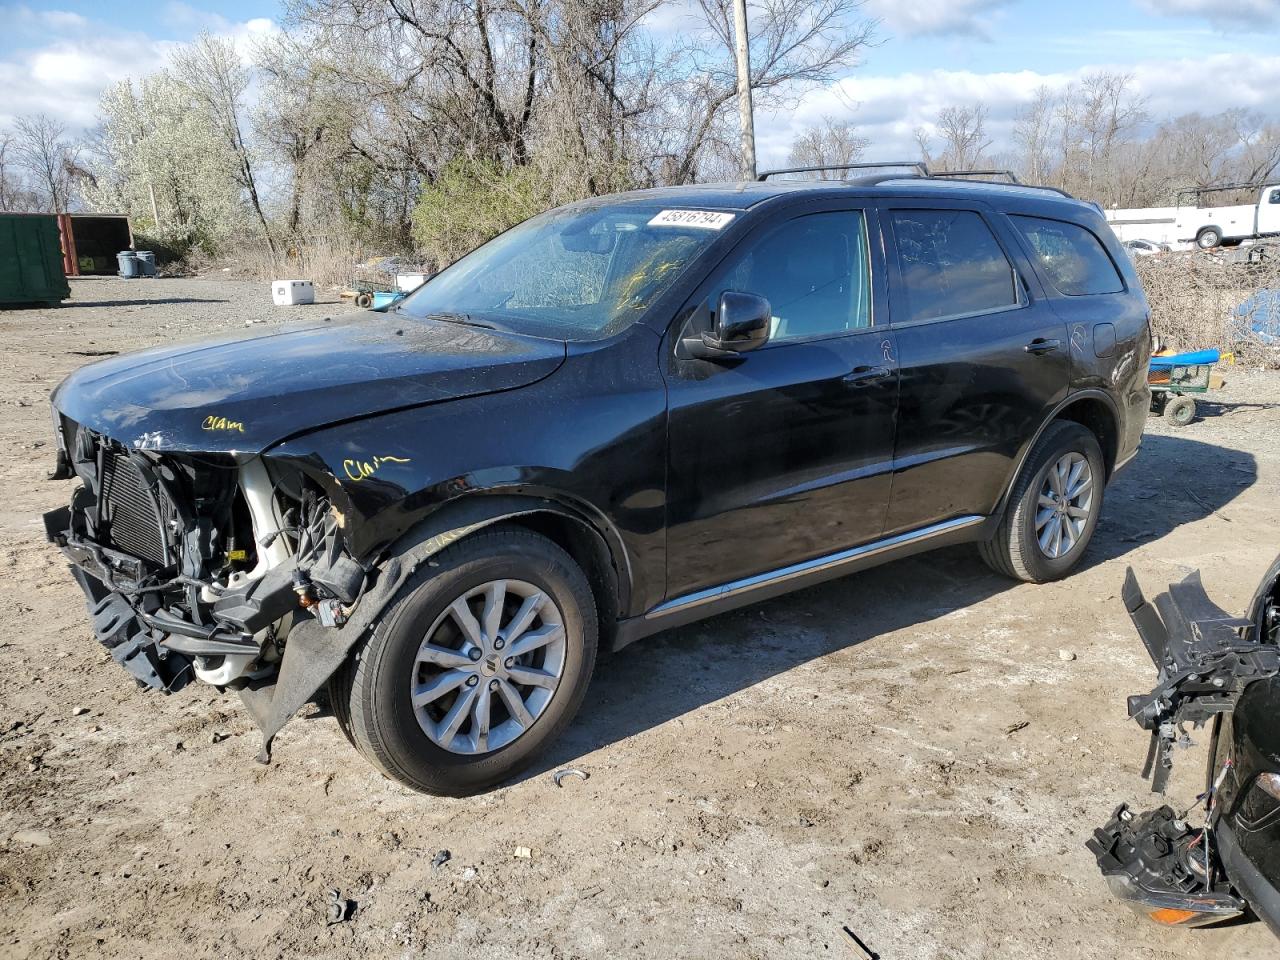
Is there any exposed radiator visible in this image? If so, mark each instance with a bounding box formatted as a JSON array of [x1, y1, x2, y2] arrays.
[[99, 451, 167, 565]]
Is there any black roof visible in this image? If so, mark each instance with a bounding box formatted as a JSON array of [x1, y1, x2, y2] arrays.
[[591, 175, 1096, 217]]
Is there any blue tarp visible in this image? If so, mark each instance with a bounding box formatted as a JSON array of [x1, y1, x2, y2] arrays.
[[1234, 289, 1280, 344]]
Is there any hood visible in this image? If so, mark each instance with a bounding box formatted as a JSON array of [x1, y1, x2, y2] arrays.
[[52, 311, 566, 453]]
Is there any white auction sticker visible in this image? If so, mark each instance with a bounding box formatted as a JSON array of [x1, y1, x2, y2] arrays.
[[647, 209, 736, 230]]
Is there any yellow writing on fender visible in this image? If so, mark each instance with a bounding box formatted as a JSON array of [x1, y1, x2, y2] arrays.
[[343, 455, 412, 482], [202, 415, 245, 433]]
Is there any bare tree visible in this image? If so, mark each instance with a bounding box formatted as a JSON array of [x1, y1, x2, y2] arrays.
[[1013, 86, 1055, 185], [1075, 71, 1147, 201], [172, 34, 276, 255], [918, 104, 990, 171], [657, 0, 878, 183], [11, 114, 80, 212], [0, 133, 37, 212], [786, 116, 868, 176], [1233, 111, 1280, 187]]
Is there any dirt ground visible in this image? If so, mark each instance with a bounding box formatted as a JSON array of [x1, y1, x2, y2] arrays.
[[2, 276, 1279, 960]]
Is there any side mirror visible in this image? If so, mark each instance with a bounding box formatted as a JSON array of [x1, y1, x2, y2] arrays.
[[696, 291, 770, 358]]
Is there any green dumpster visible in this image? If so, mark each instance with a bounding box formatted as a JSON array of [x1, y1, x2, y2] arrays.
[[0, 213, 71, 306]]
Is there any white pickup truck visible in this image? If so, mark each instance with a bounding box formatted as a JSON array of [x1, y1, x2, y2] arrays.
[[1177, 183, 1280, 249]]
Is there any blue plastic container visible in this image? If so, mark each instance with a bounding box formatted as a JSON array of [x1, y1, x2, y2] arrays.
[[371, 290, 407, 311], [135, 250, 156, 277], [1148, 348, 1221, 369], [117, 250, 139, 279]]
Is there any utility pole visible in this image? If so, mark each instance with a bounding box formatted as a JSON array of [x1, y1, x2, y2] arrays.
[[732, 0, 756, 181], [148, 182, 161, 231]]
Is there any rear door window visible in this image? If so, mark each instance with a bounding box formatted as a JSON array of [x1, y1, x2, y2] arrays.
[[889, 209, 1019, 324], [1011, 215, 1124, 296]]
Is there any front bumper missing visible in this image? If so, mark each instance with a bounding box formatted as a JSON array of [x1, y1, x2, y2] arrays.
[[1088, 567, 1280, 928], [44, 503, 294, 694]]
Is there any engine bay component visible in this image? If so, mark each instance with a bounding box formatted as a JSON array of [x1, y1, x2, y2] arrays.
[[46, 420, 367, 708]]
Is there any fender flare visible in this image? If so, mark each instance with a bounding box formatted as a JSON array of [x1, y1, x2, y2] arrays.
[[993, 390, 1121, 517]]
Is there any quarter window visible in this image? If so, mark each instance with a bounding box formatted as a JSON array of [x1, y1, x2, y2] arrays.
[[889, 210, 1019, 323], [711, 211, 871, 341], [1012, 215, 1124, 296]]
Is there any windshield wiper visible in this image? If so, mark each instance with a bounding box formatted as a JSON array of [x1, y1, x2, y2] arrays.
[[424, 311, 496, 330]]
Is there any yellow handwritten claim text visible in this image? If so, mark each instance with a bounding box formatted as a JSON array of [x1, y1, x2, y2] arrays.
[[343, 455, 412, 482], [202, 415, 245, 433]]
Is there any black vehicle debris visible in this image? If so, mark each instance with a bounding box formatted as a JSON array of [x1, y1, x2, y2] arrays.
[[1088, 558, 1280, 933]]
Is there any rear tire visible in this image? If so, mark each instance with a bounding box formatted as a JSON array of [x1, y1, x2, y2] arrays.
[[979, 421, 1105, 583], [331, 525, 597, 796], [1196, 228, 1222, 250]]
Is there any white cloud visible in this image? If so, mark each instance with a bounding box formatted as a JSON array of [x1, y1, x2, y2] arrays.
[[756, 52, 1280, 167], [1134, 0, 1280, 27], [0, 4, 276, 133], [863, 0, 1016, 38]]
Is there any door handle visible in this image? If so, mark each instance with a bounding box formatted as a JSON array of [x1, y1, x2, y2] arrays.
[[1024, 338, 1062, 355], [842, 365, 891, 386]]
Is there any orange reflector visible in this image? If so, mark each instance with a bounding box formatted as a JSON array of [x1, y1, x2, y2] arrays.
[[1149, 908, 1199, 925]]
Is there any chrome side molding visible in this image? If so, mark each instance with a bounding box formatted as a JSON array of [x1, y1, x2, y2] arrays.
[[646, 515, 985, 620]]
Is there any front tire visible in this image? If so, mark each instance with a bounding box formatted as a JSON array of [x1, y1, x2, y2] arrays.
[[979, 421, 1105, 583], [332, 526, 598, 796]]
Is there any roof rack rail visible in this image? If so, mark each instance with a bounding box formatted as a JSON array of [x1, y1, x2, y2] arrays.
[[930, 168, 1022, 183], [929, 168, 1077, 199], [757, 161, 928, 181], [755, 161, 1077, 199]]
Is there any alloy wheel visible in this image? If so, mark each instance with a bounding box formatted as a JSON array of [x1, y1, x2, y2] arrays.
[[1035, 452, 1093, 559], [410, 579, 566, 754]]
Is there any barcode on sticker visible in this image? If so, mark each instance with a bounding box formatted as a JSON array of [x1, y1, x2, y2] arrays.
[[648, 209, 735, 230]]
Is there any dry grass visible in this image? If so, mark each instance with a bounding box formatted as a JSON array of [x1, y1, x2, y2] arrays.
[[1136, 249, 1280, 366], [209, 235, 430, 291]]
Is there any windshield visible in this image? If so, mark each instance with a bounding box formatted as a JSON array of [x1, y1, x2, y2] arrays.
[[397, 202, 736, 340]]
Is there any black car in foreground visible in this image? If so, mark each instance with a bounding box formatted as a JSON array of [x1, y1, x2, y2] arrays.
[[44, 166, 1151, 795], [1089, 556, 1280, 937]]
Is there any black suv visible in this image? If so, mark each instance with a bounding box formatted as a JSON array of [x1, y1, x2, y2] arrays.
[[44, 168, 1151, 795]]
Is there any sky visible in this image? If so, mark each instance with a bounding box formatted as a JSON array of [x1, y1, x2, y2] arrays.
[[2, 0, 1279, 168]]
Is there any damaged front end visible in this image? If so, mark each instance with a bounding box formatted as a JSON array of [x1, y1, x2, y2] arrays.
[[1088, 562, 1280, 930], [44, 413, 368, 755]]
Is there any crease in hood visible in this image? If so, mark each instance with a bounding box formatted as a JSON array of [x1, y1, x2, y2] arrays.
[[51, 311, 567, 454]]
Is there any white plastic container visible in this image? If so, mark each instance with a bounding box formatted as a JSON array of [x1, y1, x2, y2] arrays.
[[271, 280, 315, 306], [396, 273, 428, 293]]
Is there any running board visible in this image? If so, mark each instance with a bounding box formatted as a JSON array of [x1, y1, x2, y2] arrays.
[[611, 515, 987, 650]]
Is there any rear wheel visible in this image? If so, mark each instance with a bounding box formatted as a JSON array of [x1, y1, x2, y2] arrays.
[[979, 421, 1105, 583], [331, 526, 597, 796], [1196, 227, 1222, 250]]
